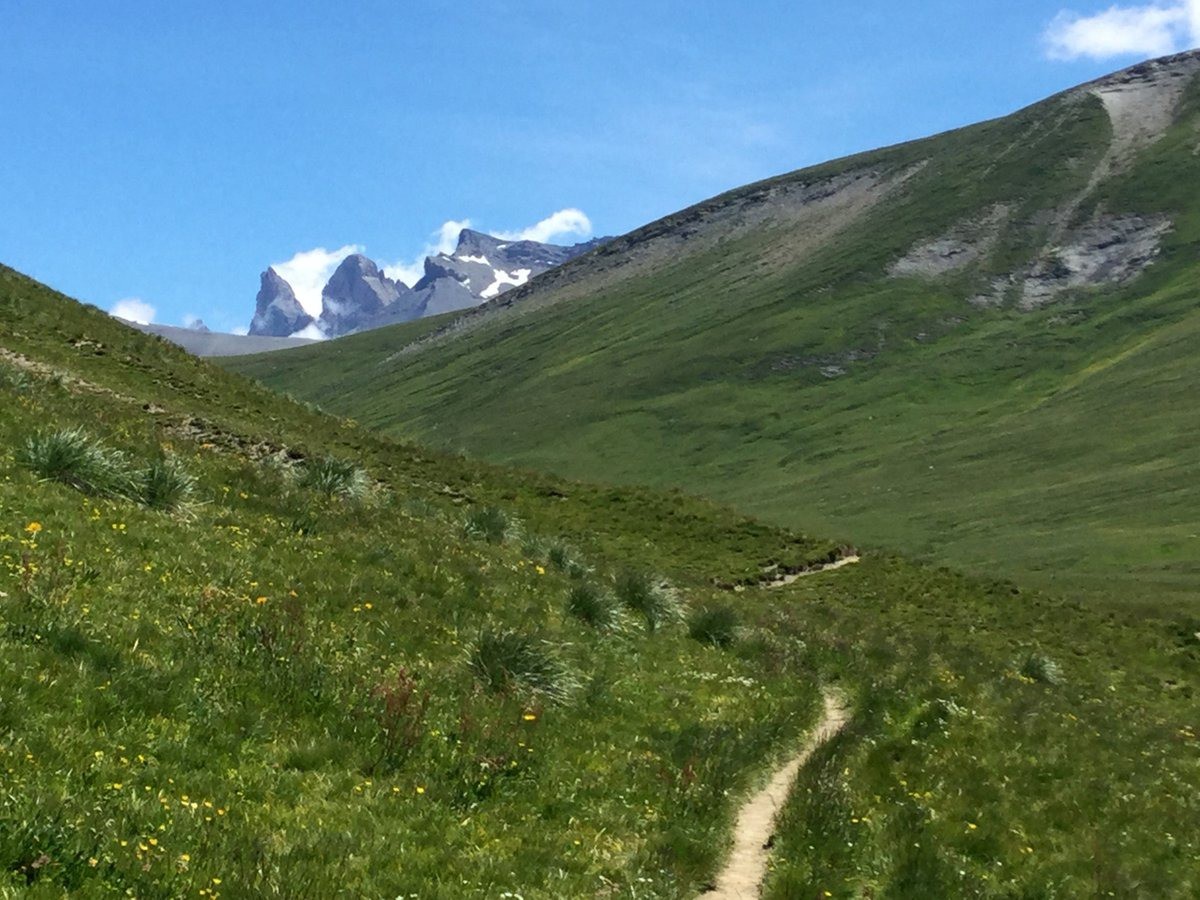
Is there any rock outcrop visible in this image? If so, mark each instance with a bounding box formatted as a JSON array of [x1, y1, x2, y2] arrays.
[[249, 268, 314, 337]]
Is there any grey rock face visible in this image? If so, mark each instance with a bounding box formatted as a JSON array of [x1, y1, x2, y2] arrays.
[[249, 268, 314, 337], [1019, 214, 1173, 309], [249, 230, 611, 338], [318, 254, 420, 335]]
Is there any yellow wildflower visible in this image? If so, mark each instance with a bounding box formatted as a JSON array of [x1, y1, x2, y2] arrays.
[[24, 522, 42, 535]]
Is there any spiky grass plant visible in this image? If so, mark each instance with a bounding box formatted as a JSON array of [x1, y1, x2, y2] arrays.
[[614, 569, 682, 634], [688, 605, 740, 648], [468, 628, 577, 704], [565, 583, 621, 630], [298, 455, 369, 500], [1019, 652, 1064, 685], [18, 428, 136, 498], [138, 457, 197, 512], [464, 506, 512, 544]]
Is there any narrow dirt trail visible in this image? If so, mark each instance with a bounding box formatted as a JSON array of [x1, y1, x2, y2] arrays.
[[703, 690, 850, 899], [764, 554, 860, 588]]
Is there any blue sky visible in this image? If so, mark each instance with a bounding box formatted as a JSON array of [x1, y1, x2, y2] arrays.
[[2, 0, 1197, 332]]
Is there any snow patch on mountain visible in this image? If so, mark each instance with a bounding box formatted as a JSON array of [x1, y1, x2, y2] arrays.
[[481, 268, 532, 299]]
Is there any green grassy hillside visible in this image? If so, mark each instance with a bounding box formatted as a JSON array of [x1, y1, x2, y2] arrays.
[[226, 53, 1200, 605], [5, 266, 1200, 895]]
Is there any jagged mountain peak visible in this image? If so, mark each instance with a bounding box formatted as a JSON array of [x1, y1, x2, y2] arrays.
[[248, 229, 611, 339], [249, 267, 313, 338]]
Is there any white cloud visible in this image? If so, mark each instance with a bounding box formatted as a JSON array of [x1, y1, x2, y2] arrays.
[[109, 297, 156, 325], [1044, 1, 1200, 60], [383, 218, 471, 287], [270, 244, 362, 318], [494, 208, 593, 244], [290, 322, 328, 341]]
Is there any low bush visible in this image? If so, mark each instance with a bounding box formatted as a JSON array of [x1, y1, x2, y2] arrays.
[[464, 506, 512, 543], [688, 605, 739, 648], [615, 569, 682, 634], [298, 455, 369, 499], [138, 456, 197, 512], [468, 628, 577, 704], [565, 583, 621, 630], [1019, 652, 1064, 685], [18, 428, 135, 498]]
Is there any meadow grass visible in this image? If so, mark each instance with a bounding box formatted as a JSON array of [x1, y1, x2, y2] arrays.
[[2, 262, 1198, 895], [223, 74, 1200, 609]]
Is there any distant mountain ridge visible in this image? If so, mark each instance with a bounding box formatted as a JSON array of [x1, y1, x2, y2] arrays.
[[226, 49, 1200, 604], [249, 228, 608, 338]]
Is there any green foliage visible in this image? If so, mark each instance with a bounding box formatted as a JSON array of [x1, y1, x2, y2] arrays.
[[223, 76, 1200, 609], [463, 505, 512, 543], [467, 628, 578, 704], [565, 582, 620, 630], [5, 74, 1200, 894], [137, 456, 197, 512], [688, 604, 739, 648], [17, 427, 136, 498], [1019, 652, 1065, 685], [297, 455, 368, 499], [615, 569, 682, 634]]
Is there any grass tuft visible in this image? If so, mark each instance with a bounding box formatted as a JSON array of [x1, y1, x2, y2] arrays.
[[468, 628, 577, 704], [1019, 652, 1064, 685], [298, 455, 369, 499], [614, 569, 682, 634], [687, 605, 740, 648], [17, 428, 136, 498], [138, 456, 197, 512], [464, 506, 513, 543], [565, 583, 621, 630]]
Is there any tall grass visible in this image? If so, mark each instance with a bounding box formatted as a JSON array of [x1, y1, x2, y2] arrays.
[[138, 457, 197, 512], [565, 583, 621, 630], [298, 455, 369, 499], [688, 605, 739, 648], [17, 428, 136, 498], [615, 570, 682, 634], [464, 506, 513, 543], [468, 628, 577, 704]]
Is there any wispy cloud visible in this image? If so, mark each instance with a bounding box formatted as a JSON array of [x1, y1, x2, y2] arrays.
[[109, 297, 156, 325], [270, 244, 362, 318], [494, 208, 592, 243], [381, 210, 593, 286], [1044, 1, 1200, 60], [383, 219, 472, 287]]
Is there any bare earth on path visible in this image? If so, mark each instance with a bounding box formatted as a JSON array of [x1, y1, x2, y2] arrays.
[[703, 690, 851, 899], [765, 554, 860, 588]]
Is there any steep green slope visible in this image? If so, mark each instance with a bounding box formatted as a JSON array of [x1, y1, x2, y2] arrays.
[[4, 266, 1200, 895], [226, 53, 1200, 604]]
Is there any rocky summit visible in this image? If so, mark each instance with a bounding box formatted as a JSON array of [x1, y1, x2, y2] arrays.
[[317, 254, 416, 336], [248, 267, 314, 337], [247, 229, 609, 339]]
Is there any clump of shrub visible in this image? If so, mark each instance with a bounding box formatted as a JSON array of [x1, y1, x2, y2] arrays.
[[468, 628, 577, 704], [614, 569, 683, 634], [18, 428, 136, 498], [688, 605, 740, 648], [18, 428, 201, 512], [565, 583, 621, 630], [464, 506, 512, 544], [0, 366, 31, 392], [298, 456, 369, 499], [1019, 652, 1064, 685], [138, 456, 197, 512]]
